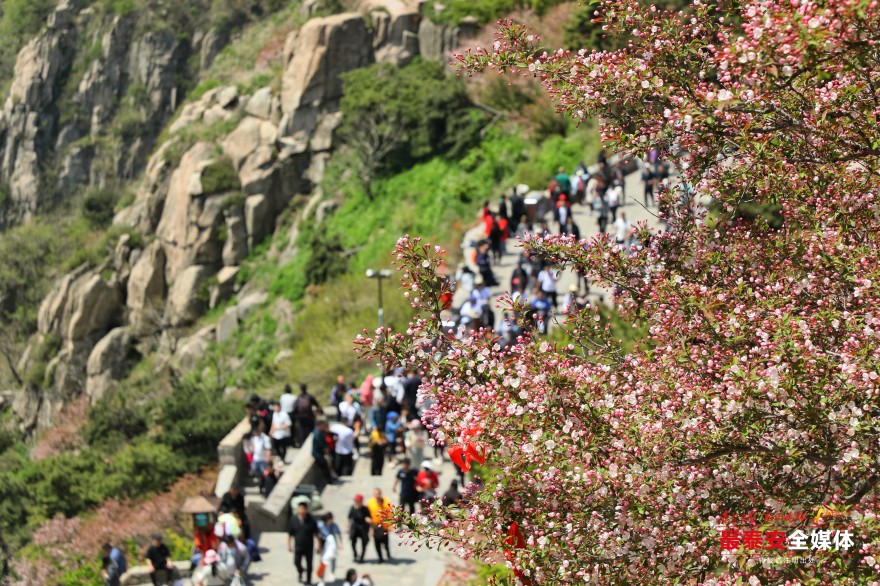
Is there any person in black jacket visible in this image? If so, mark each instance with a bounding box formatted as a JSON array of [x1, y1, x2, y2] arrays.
[[145, 535, 180, 586], [330, 375, 347, 419], [287, 503, 321, 585], [294, 384, 323, 447], [347, 494, 371, 563], [219, 485, 250, 539], [260, 462, 281, 497], [564, 216, 581, 240]]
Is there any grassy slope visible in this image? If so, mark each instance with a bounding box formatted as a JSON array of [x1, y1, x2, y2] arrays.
[[217, 122, 598, 398]]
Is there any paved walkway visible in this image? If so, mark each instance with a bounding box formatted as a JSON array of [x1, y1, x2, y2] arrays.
[[250, 453, 461, 586], [457, 169, 666, 317]]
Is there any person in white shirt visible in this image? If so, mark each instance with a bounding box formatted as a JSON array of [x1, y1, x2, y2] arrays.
[[454, 263, 476, 295], [605, 182, 621, 220], [614, 212, 630, 247], [458, 294, 483, 330], [250, 423, 273, 476], [279, 384, 296, 423], [474, 279, 492, 305], [270, 401, 292, 461], [536, 266, 559, 308], [557, 199, 569, 232], [330, 422, 356, 476], [337, 393, 364, 455], [515, 214, 531, 238], [338, 394, 363, 428], [382, 372, 405, 407]]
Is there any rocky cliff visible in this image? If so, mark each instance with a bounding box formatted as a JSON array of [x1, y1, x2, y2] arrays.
[[7, 0, 478, 433], [0, 0, 230, 225]]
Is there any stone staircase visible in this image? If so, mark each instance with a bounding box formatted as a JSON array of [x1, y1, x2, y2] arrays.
[[215, 414, 332, 533]]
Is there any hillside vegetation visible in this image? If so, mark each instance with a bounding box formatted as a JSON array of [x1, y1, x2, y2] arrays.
[[0, 1, 604, 582]]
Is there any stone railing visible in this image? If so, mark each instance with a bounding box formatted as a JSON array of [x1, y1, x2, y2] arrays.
[[214, 416, 252, 498], [213, 408, 337, 533], [250, 432, 327, 532]]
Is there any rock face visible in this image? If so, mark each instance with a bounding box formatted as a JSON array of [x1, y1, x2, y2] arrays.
[[360, 0, 421, 65], [245, 195, 270, 250], [280, 13, 375, 143], [222, 207, 248, 267], [38, 268, 122, 342], [15, 268, 123, 430], [154, 142, 225, 277], [165, 265, 212, 327], [66, 274, 122, 341], [210, 266, 240, 308], [127, 242, 167, 330], [9, 0, 471, 433], [0, 0, 234, 226], [86, 327, 134, 402], [416, 9, 478, 64], [0, 1, 78, 222], [169, 85, 240, 134]]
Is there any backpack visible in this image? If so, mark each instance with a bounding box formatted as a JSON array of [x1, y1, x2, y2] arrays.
[[295, 395, 313, 416]]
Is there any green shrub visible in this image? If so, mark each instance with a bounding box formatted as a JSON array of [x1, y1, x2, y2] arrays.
[[102, 225, 144, 250], [425, 0, 564, 25], [512, 130, 598, 190], [269, 253, 309, 302], [23, 334, 61, 388], [481, 76, 537, 113], [83, 391, 150, 452], [302, 228, 348, 288], [98, 0, 138, 15], [200, 157, 241, 195], [116, 189, 137, 211], [20, 451, 111, 519], [0, 0, 57, 82], [57, 558, 103, 586], [108, 440, 185, 498], [221, 192, 246, 211], [157, 375, 242, 465], [0, 222, 61, 323], [82, 188, 117, 227], [339, 59, 483, 193], [189, 78, 222, 101]]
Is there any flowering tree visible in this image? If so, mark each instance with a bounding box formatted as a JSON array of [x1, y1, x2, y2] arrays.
[[357, 0, 880, 583]]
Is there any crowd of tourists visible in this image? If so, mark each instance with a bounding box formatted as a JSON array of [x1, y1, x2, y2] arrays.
[[450, 149, 675, 338], [198, 370, 464, 586], [107, 149, 676, 586]]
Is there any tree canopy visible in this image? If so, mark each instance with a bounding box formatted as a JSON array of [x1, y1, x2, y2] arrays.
[[357, 0, 880, 583], [338, 58, 483, 196]]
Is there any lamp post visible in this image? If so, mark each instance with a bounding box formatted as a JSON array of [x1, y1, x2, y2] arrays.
[[365, 269, 393, 330]]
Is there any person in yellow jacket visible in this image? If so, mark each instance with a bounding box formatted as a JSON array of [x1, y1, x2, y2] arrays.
[[368, 428, 388, 476], [365, 488, 393, 563]]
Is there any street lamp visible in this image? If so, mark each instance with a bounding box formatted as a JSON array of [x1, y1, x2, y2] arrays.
[[365, 269, 393, 330]]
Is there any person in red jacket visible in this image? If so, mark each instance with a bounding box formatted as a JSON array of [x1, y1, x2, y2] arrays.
[[416, 460, 440, 504], [497, 214, 510, 256]]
